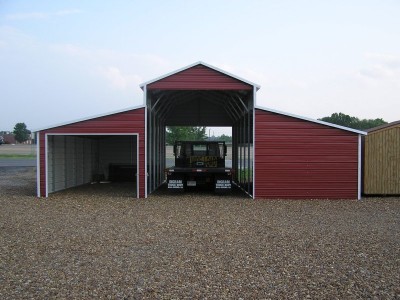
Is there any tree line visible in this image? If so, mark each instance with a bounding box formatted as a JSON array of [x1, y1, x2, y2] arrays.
[[318, 113, 387, 130]]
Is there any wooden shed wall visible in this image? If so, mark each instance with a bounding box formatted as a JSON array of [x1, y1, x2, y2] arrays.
[[364, 125, 400, 195], [254, 109, 359, 199], [38, 108, 146, 197]]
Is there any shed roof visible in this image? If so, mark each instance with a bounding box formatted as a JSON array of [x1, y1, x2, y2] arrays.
[[365, 120, 400, 133], [33, 105, 146, 132], [255, 105, 367, 135]]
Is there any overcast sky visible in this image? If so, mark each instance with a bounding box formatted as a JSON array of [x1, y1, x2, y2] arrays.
[[0, 0, 399, 135]]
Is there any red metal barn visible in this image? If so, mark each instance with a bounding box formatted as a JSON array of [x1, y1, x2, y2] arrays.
[[35, 62, 365, 199]]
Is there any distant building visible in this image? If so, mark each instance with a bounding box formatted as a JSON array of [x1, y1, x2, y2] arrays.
[[0, 132, 34, 144], [1, 134, 16, 144]]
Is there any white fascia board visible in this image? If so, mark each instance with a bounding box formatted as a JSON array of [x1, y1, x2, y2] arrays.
[[255, 105, 367, 135], [358, 134, 362, 200], [36, 131, 40, 197], [33, 104, 146, 132], [139, 61, 261, 90]]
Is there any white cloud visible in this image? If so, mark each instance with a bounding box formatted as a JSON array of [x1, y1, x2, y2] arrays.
[[98, 66, 142, 90], [5, 12, 47, 20], [51, 43, 91, 57], [365, 53, 400, 68], [54, 9, 82, 16], [50, 42, 172, 86], [5, 9, 82, 20], [359, 53, 400, 81]]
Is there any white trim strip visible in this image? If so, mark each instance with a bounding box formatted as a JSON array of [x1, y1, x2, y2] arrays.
[[36, 132, 40, 197], [136, 134, 139, 199], [45, 133, 49, 197], [144, 87, 148, 198], [139, 61, 261, 90], [358, 134, 362, 200], [44, 133, 140, 198], [252, 86, 256, 199], [32, 104, 146, 132], [255, 105, 367, 135]]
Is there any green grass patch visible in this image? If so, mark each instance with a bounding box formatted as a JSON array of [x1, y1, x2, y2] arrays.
[[0, 154, 36, 159]]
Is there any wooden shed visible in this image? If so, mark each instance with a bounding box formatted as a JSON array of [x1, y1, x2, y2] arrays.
[[363, 121, 400, 195]]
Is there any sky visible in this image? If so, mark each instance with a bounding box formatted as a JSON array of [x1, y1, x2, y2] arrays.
[[0, 0, 399, 135]]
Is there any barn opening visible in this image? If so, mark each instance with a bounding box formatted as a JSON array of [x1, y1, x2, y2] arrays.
[[46, 134, 138, 197], [143, 63, 258, 197]]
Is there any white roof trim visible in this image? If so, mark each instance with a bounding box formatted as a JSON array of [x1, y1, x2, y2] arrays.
[[139, 61, 261, 90], [255, 105, 367, 135], [33, 104, 146, 132]]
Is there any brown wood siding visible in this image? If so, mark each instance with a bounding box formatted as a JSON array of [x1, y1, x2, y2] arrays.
[[38, 108, 145, 197], [254, 109, 359, 199], [147, 65, 252, 90], [364, 125, 400, 195]]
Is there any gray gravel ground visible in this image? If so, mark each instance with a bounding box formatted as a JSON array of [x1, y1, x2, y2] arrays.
[[1, 167, 399, 299]]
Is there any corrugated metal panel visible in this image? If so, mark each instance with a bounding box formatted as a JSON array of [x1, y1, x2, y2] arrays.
[[38, 108, 145, 198], [47, 136, 96, 193], [147, 65, 252, 90], [364, 125, 400, 194], [254, 109, 359, 199]]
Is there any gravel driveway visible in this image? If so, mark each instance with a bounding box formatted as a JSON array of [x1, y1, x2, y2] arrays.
[[1, 167, 399, 299]]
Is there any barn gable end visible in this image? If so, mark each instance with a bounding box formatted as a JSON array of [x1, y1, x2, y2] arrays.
[[144, 63, 254, 91]]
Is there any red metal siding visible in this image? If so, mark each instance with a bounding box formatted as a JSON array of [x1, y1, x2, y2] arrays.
[[147, 65, 252, 90], [255, 109, 359, 199], [38, 108, 145, 198]]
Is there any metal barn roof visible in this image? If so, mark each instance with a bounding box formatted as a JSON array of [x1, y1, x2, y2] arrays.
[[255, 105, 367, 135], [143, 62, 259, 126], [33, 105, 146, 132], [140, 61, 261, 90]]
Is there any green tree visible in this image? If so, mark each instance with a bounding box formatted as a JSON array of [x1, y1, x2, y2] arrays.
[[13, 122, 31, 143], [319, 113, 387, 130], [191, 127, 207, 140], [166, 126, 207, 144], [215, 134, 232, 143]]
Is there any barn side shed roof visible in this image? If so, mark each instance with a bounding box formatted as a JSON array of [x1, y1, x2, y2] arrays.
[[33, 105, 146, 132], [255, 105, 367, 135]]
